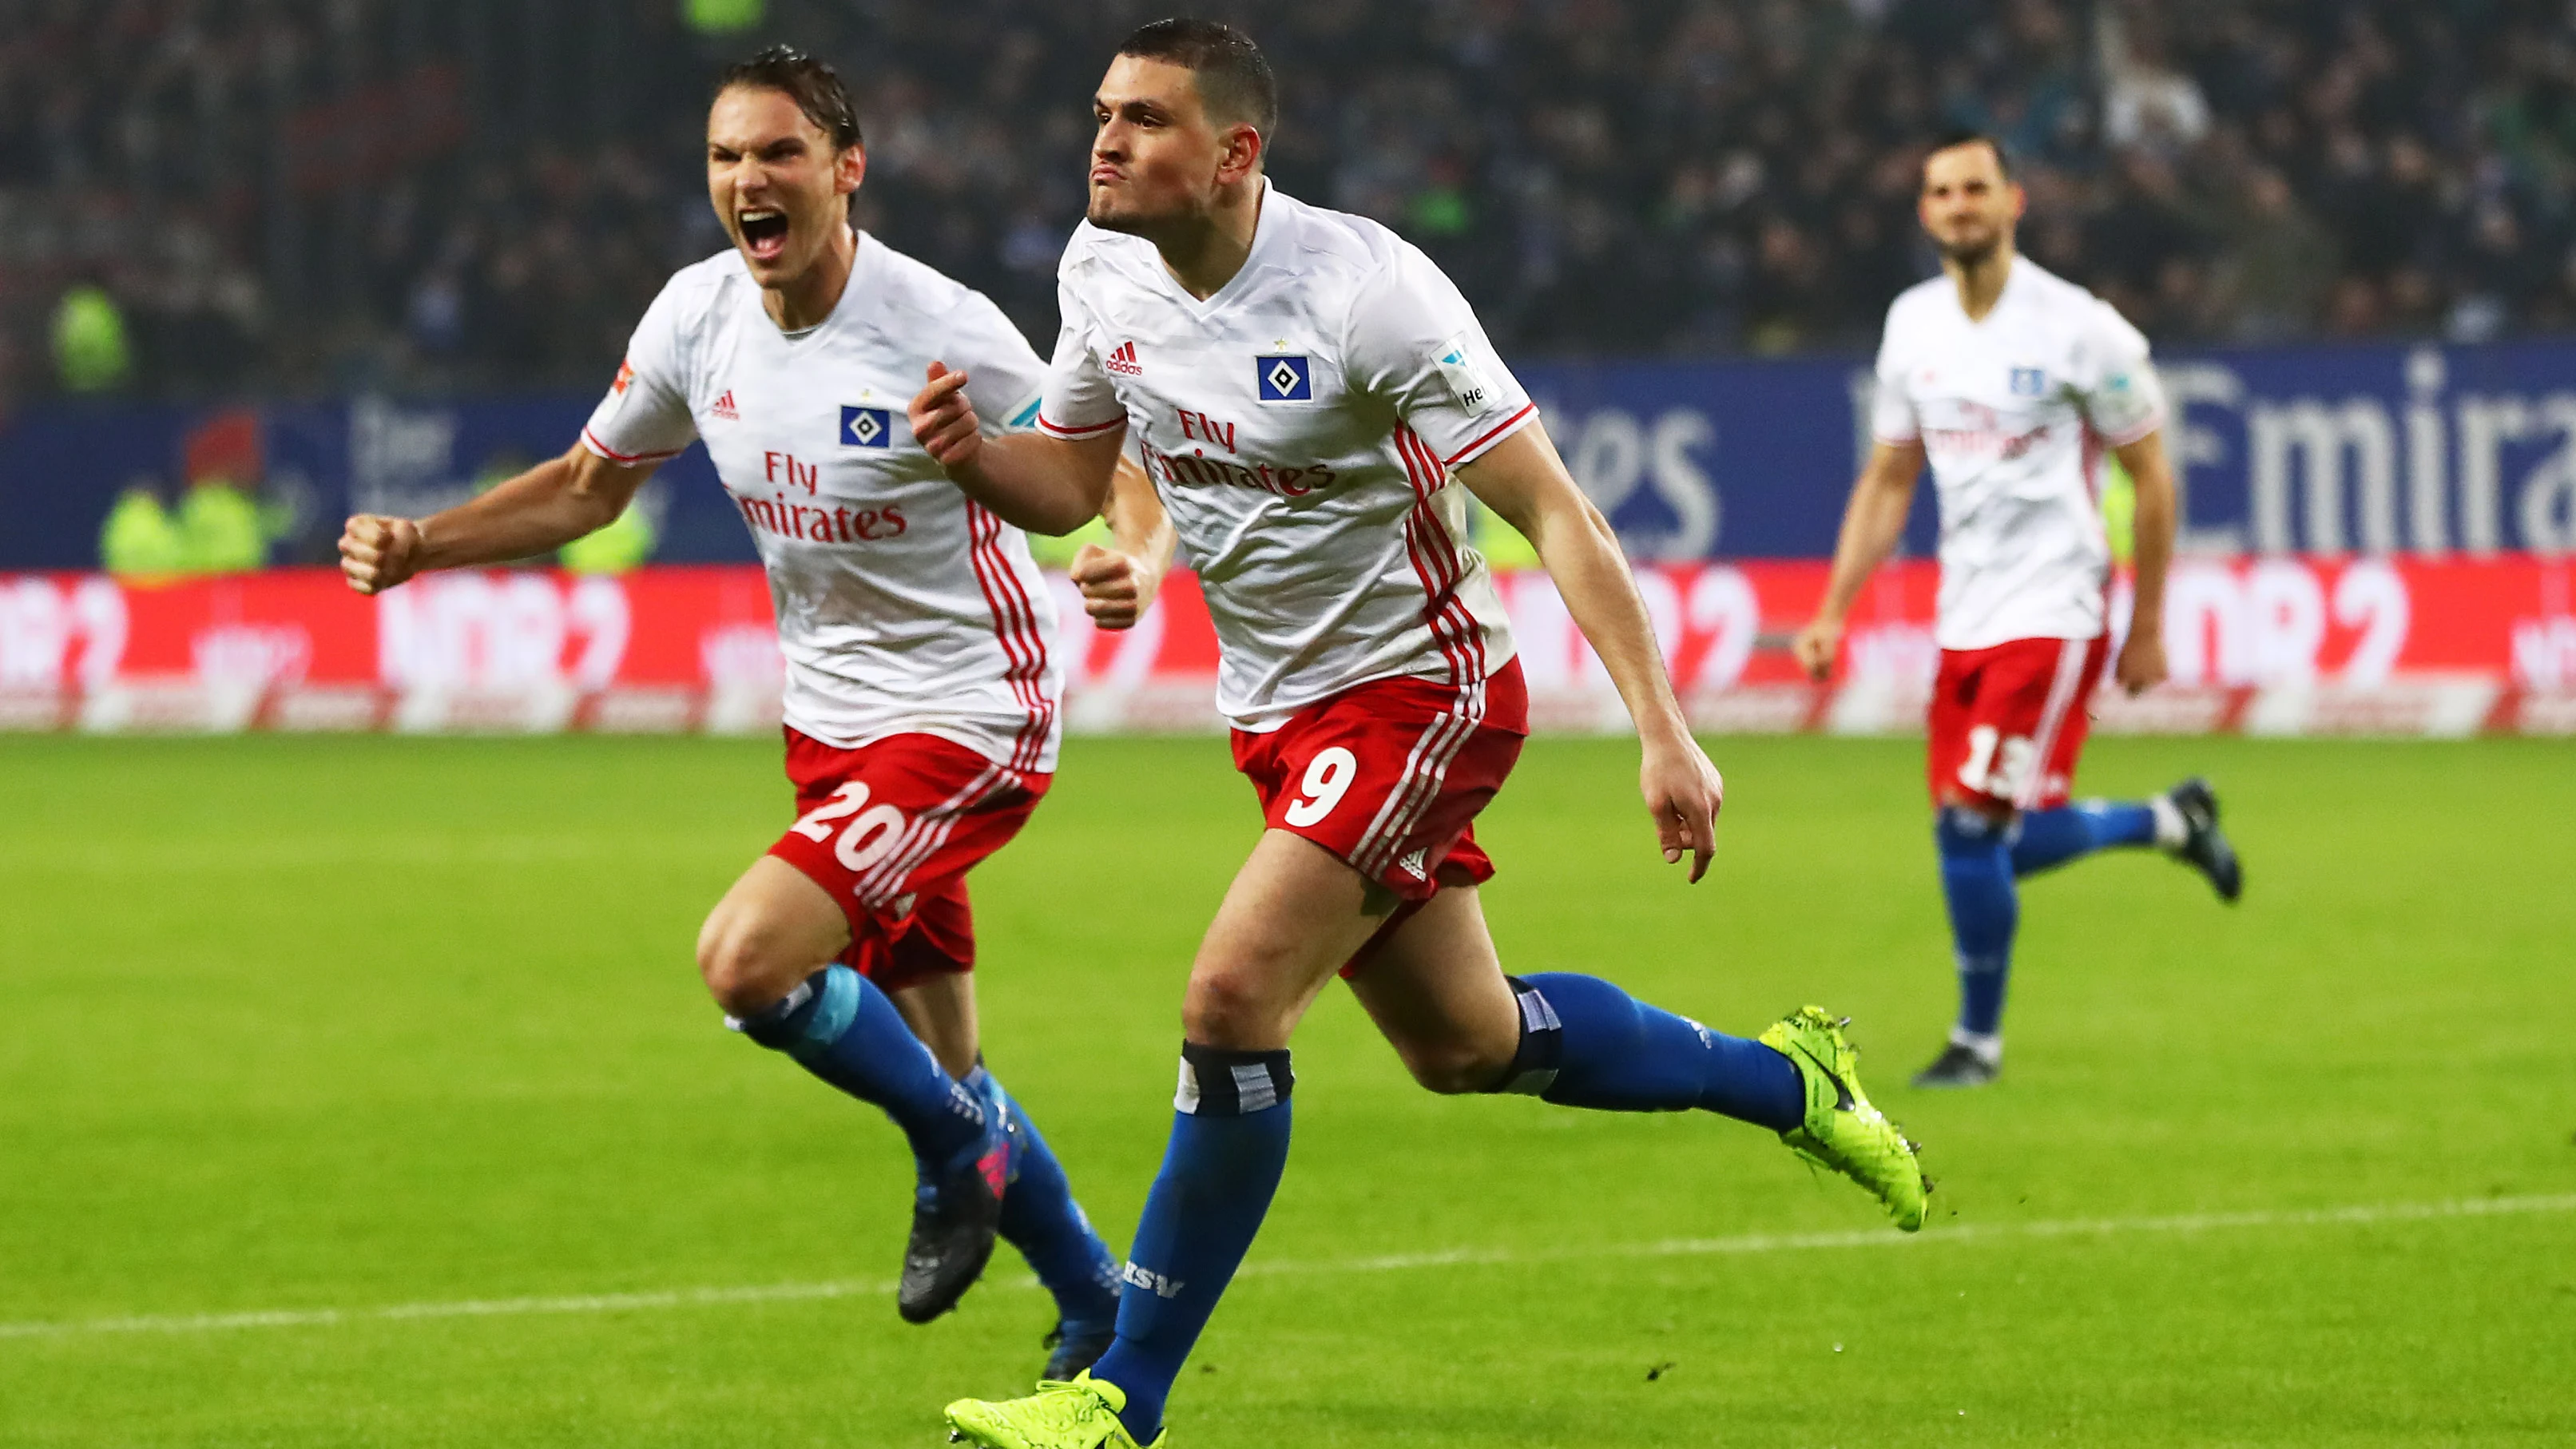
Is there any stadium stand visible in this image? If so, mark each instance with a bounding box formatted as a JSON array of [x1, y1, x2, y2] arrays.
[[3, 0, 2574, 412]]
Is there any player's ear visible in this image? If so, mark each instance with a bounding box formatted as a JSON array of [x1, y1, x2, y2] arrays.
[[836, 144, 867, 198], [1217, 123, 1263, 185]]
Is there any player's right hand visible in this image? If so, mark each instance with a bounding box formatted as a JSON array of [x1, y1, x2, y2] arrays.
[[339, 514, 424, 595], [1070, 543, 1159, 631], [910, 361, 982, 474], [1792, 617, 1841, 681]]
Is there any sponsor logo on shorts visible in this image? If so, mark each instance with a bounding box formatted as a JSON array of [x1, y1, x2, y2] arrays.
[[1398, 848, 1428, 879]]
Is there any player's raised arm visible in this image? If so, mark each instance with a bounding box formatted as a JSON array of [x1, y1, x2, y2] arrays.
[[910, 362, 1125, 535], [337, 443, 655, 594], [1792, 439, 1927, 679], [1457, 422, 1725, 883], [1071, 451, 1176, 631], [2112, 427, 2177, 695]]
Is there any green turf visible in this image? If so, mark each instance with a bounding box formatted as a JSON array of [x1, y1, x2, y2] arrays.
[[2, 732, 2571, 1447]]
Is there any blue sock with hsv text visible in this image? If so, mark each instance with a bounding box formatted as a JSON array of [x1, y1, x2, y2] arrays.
[[1936, 808, 2020, 1044], [968, 1067, 1121, 1332], [1486, 973, 1804, 1130], [1089, 1045, 1296, 1443], [732, 966, 986, 1165], [2010, 800, 2161, 877]]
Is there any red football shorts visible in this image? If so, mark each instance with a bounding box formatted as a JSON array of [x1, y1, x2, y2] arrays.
[[765, 729, 1049, 994], [1925, 635, 2111, 812], [1232, 659, 1529, 975]]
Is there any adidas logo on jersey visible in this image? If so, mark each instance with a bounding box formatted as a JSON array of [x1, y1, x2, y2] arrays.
[[710, 390, 739, 419], [1105, 341, 1143, 375]]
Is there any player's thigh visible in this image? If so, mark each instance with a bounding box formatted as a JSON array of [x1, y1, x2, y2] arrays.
[[697, 854, 855, 1013], [1341, 885, 1522, 1094], [1186, 829, 1396, 1051]]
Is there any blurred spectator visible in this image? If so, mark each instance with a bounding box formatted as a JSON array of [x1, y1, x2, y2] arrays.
[[8, 0, 2576, 408], [99, 479, 185, 579], [51, 284, 131, 392]]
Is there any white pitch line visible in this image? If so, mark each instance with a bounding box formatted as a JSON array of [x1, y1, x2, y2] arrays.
[[4, 1192, 2569, 1344]]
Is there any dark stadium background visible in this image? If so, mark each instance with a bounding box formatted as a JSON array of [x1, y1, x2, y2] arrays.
[[5, 0, 2573, 406]]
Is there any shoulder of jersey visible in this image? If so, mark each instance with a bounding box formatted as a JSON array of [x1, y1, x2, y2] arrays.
[[1060, 190, 1395, 288], [653, 248, 752, 320], [2012, 257, 2097, 310], [857, 232, 1008, 330]]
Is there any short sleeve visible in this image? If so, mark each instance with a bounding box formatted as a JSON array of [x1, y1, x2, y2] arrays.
[[2074, 299, 2166, 446], [1341, 244, 1536, 467], [1035, 276, 1126, 442], [944, 292, 1050, 435], [581, 280, 697, 465], [1868, 313, 1920, 444]]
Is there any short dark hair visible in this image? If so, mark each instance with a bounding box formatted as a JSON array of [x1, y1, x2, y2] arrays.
[[1927, 129, 2012, 180], [1117, 18, 1278, 140], [717, 45, 862, 151]]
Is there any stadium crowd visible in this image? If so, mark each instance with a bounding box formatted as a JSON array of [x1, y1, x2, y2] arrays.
[[4, 0, 2576, 410]]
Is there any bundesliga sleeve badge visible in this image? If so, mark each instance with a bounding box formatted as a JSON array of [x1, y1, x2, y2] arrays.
[[1256, 354, 1312, 403], [1434, 335, 1495, 411], [839, 405, 891, 448]]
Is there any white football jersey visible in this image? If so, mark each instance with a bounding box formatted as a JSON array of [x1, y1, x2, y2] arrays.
[[1038, 183, 1534, 731], [1870, 257, 2167, 652], [583, 232, 1062, 772]]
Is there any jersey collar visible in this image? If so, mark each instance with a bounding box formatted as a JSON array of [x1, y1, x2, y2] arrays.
[[1150, 178, 1282, 316]]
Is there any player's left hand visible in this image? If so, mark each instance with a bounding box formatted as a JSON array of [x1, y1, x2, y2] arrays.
[[1070, 543, 1158, 631], [2115, 627, 2168, 696], [1640, 731, 1725, 884]]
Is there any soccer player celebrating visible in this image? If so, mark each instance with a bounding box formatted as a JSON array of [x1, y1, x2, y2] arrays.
[[914, 22, 1927, 1449], [1793, 132, 2244, 1090], [335, 48, 1148, 1375]]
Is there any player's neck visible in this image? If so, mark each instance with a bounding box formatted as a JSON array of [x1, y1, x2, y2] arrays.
[[763, 224, 859, 331], [1153, 178, 1264, 300], [1943, 244, 2016, 322]]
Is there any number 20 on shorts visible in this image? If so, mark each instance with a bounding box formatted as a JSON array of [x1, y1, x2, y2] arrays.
[[1285, 747, 1359, 826], [790, 780, 912, 876]]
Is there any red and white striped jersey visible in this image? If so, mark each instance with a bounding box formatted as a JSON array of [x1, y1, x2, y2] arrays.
[[1039, 183, 1535, 730], [582, 233, 1062, 772], [1870, 258, 2168, 652]]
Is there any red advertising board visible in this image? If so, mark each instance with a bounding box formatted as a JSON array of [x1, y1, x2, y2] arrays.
[[2, 559, 2572, 736]]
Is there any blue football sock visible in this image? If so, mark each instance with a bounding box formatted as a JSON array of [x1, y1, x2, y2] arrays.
[[733, 966, 986, 1165], [969, 1067, 1121, 1331], [1494, 973, 1804, 1132], [1937, 808, 2020, 1038], [2010, 800, 2159, 877], [1090, 1044, 1294, 1443]]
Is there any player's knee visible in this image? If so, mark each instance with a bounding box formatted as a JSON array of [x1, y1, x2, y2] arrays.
[[1397, 1037, 1517, 1095], [1181, 968, 1280, 1050], [695, 907, 805, 1017]]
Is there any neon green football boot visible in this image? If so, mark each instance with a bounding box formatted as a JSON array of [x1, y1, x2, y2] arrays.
[[1758, 1006, 1929, 1231], [945, 1372, 1166, 1449]]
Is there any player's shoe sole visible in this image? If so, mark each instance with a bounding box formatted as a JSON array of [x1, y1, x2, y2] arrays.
[[1759, 1006, 1929, 1231], [1910, 1042, 1999, 1089], [2166, 777, 2242, 903], [946, 1371, 1165, 1448], [900, 1114, 1012, 1324]]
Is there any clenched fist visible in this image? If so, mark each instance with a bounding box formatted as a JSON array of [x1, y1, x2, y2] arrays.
[[1070, 543, 1159, 631], [339, 514, 424, 594]]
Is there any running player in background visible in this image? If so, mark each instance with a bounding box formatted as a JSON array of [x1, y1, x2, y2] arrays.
[[1794, 132, 2243, 1090], [336, 48, 1155, 1376], [916, 22, 1927, 1449]]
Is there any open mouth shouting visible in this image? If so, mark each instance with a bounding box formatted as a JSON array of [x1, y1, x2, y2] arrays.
[[738, 208, 791, 262]]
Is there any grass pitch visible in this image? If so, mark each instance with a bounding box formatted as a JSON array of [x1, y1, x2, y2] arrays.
[[2, 731, 2571, 1447]]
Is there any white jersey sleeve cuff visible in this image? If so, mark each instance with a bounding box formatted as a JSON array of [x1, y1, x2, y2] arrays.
[[1035, 412, 1125, 440], [2094, 409, 2165, 449], [580, 427, 685, 465], [1441, 402, 1540, 468]]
